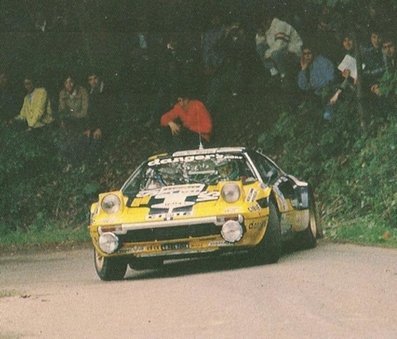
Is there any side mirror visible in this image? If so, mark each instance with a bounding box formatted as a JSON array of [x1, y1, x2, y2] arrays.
[[292, 185, 309, 209]]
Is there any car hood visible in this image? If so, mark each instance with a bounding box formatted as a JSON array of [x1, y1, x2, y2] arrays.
[[126, 183, 222, 219]]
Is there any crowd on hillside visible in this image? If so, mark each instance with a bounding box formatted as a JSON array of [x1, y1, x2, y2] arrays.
[[0, 1, 397, 160]]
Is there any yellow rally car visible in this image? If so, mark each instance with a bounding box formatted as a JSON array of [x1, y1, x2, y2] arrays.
[[89, 147, 321, 280]]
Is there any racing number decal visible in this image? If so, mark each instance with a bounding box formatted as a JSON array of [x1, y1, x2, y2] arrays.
[[145, 184, 220, 220]]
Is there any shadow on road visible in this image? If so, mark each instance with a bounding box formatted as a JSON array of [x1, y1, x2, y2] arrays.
[[125, 241, 311, 281]]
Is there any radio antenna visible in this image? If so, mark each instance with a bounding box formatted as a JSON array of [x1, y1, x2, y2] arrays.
[[199, 133, 203, 149]]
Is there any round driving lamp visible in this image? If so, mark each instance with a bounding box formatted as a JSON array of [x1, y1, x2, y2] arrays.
[[99, 232, 119, 254], [101, 194, 121, 214], [221, 183, 241, 203], [221, 220, 243, 243]]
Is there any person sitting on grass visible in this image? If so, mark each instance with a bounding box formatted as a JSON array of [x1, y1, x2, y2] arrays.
[[297, 44, 335, 98], [15, 75, 53, 130], [370, 36, 397, 111]]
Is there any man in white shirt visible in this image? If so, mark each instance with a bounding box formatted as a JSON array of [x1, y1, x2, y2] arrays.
[[255, 15, 302, 79]]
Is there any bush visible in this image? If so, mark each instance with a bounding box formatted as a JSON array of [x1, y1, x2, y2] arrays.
[[258, 96, 397, 228], [0, 124, 102, 232]]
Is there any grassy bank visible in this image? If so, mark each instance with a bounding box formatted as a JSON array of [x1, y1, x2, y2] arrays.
[[325, 217, 397, 248], [0, 223, 90, 253]]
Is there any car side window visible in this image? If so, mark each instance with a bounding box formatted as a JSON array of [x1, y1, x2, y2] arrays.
[[249, 151, 279, 185]]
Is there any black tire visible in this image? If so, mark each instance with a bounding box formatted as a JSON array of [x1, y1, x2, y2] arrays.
[[94, 249, 127, 281], [129, 258, 164, 271], [254, 200, 281, 264], [298, 197, 318, 249]]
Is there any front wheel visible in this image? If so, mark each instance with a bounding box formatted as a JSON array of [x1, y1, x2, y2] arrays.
[[94, 249, 127, 281], [298, 197, 319, 249], [253, 201, 281, 264]]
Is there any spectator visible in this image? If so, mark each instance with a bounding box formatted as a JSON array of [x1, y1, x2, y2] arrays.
[[361, 28, 385, 90], [122, 14, 158, 99], [202, 12, 225, 77], [371, 36, 397, 99], [297, 44, 335, 97], [15, 76, 53, 129], [57, 75, 90, 164], [366, 0, 396, 33], [311, 32, 358, 121], [255, 14, 302, 80], [206, 17, 257, 113], [58, 75, 89, 125], [335, 31, 357, 67], [312, 7, 342, 64], [87, 71, 111, 141], [153, 33, 201, 124], [160, 93, 212, 151], [327, 33, 357, 110], [0, 72, 19, 123], [201, 13, 226, 115]]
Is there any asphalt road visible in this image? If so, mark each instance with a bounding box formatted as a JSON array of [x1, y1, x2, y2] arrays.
[[1, 242, 396, 339]]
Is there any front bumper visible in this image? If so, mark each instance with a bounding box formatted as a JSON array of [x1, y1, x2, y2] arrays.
[[90, 214, 268, 258]]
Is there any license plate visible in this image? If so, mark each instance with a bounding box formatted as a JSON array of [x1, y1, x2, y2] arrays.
[[161, 242, 189, 251]]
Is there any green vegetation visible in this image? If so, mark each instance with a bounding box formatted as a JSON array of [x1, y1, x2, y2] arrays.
[[328, 217, 397, 247], [258, 94, 397, 247], [0, 108, 162, 251], [0, 222, 89, 251]]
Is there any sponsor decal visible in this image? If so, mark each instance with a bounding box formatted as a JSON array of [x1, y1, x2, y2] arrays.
[[246, 188, 257, 202], [130, 245, 145, 252], [196, 190, 220, 202], [248, 203, 261, 212], [208, 240, 233, 247], [136, 189, 160, 198], [161, 242, 189, 251], [148, 154, 243, 167], [248, 220, 265, 230]]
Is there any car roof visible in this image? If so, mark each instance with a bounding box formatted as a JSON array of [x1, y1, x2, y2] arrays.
[[148, 147, 247, 161], [173, 147, 246, 157]]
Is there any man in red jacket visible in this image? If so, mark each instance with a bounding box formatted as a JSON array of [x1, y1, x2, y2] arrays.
[[160, 95, 213, 151]]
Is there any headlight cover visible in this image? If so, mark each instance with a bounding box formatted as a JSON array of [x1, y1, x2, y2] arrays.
[[99, 232, 119, 254], [221, 183, 241, 203], [101, 194, 121, 214], [221, 220, 243, 243]]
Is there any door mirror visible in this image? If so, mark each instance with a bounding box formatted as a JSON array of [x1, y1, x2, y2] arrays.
[[292, 185, 309, 209]]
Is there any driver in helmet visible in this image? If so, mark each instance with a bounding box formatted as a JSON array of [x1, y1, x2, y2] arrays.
[[217, 160, 240, 181]]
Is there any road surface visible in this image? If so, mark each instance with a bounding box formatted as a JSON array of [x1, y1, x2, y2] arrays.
[[1, 242, 396, 338]]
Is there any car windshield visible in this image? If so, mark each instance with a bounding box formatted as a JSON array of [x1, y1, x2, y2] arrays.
[[123, 153, 256, 193]]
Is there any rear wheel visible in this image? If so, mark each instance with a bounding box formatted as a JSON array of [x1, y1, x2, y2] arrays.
[[298, 197, 319, 249], [94, 249, 127, 281], [254, 201, 281, 264]]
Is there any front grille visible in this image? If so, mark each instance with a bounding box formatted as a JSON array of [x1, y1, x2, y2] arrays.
[[118, 223, 220, 243]]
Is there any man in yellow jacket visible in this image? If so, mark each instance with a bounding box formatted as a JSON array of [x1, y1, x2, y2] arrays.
[[15, 77, 53, 129]]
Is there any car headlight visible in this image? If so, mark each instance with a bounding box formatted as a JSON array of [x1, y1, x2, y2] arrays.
[[221, 220, 243, 243], [101, 194, 121, 214], [221, 183, 241, 203], [99, 232, 119, 254]]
